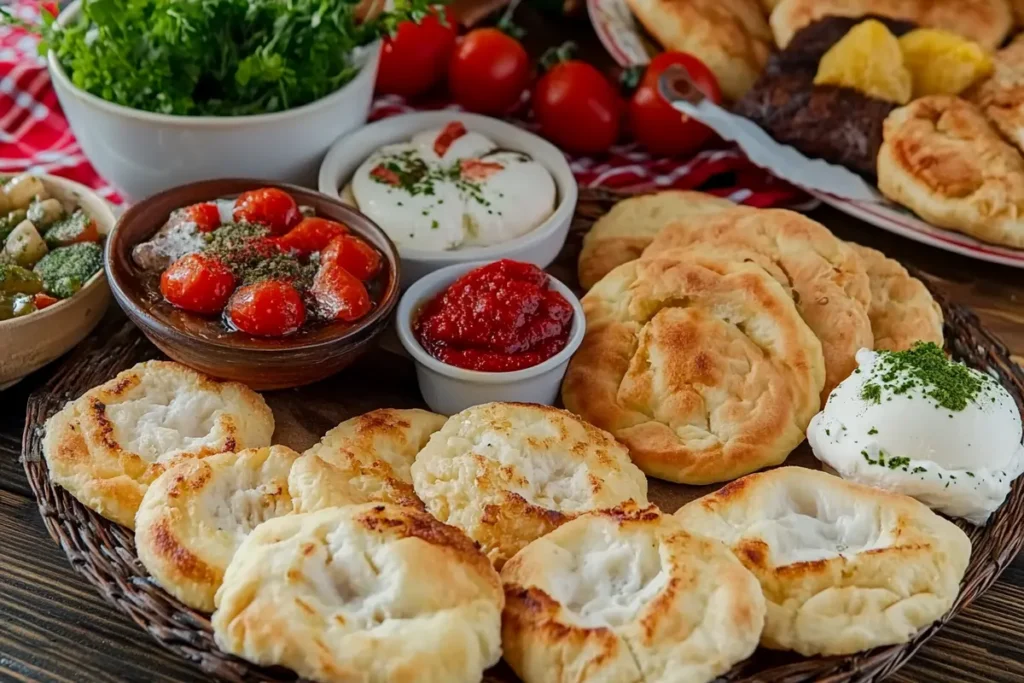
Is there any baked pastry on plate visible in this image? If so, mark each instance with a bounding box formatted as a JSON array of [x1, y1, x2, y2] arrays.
[[846, 243, 944, 350], [288, 408, 446, 512], [212, 503, 503, 683], [562, 254, 824, 484], [577, 191, 734, 290], [501, 504, 765, 683], [675, 467, 972, 656], [645, 207, 873, 399], [624, 0, 772, 100], [968, 34, 1024, 154], [877, 95, 1024, 249], [769, 0, 1012, 50], [42, 361, 274, 528], [411, 402, 649, 568], [135, 446, 300, 612]]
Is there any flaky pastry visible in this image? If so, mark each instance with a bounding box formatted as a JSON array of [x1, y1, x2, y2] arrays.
[[878, 95, 1024, 249], [212, 503, 504, 683], [645, 207, 872, 399], [42, 361, 274, 528], [562, 254, 824, 485], [136, 446, 300, 612], [675, 467, 971, 656], [577, 190, 734, 290], [289, 408, 446, 512], [502, 503, 765, 683], [411, 402, 649, 569]]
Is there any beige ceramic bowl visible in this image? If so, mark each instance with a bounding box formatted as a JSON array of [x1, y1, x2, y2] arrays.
[[0, 176, 115, 389]]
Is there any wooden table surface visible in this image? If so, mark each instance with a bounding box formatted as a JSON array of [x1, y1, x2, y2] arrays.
[[2, 206, 1024, 683]]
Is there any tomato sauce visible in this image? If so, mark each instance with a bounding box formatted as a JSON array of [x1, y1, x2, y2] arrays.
[[414, 259, 574, 372]]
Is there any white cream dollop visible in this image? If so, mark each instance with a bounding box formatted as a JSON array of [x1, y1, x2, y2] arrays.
[[808, 348, 1024, 525], [350, 124, 556, 251]]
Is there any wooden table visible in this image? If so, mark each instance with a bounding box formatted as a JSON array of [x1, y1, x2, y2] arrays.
[[3, 207, 1024, 683]]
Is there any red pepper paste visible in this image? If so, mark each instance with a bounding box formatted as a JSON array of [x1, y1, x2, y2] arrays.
[[414, 259, 574, 372]]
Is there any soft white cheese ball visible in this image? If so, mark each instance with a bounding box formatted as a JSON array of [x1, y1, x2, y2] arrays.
[[808, 348, 1024, 524]]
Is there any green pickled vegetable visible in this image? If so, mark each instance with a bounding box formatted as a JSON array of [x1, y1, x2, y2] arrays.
[[33, 242, 103, 299], [0, 293, 37, 321], [0, 263, 43, 295]]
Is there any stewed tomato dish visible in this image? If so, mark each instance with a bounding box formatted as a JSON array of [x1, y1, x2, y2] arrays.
[[413, 259, 574, 372], [131, 187, 385, 339]]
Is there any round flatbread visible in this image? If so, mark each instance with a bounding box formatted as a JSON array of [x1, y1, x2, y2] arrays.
[[411, 402, 649, 569], [877, 95, 1024, 249], [501, 503, 765, 683], [847, 243, 943, 351], [135, 446, 299, 612], [42, 361, 274, 528], [562, 254, 825, 485], [646, 207, 873, 398], [675, 467, 971, 656], [577, 191, 735, 290], [289, 408, 446, 512], [212, 503, 504, 683]]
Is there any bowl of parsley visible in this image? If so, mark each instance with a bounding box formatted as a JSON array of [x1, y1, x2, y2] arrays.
[[37, 0, 424, 201]]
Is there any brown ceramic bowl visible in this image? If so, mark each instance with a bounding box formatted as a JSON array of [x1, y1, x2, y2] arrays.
[[106, 178, 400, 390]]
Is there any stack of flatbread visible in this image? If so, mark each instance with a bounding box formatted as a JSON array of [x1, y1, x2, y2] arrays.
[[567, 191, 944, 485]]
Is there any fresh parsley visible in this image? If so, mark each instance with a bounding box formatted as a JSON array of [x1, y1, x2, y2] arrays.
[[6, 0, 429, 116]]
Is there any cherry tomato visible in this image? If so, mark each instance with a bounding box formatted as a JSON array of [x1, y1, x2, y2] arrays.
[[533, 61, 622, 155], [34, 292, 58, 309], [226, 280, 306, 337], [321, 234, 382, 281], [276, 217, 349, 256], [448, 28, 530, 115], [627, 52, 722, 157], [180, 202, 222, 232], [311, 262, 372, 322], [376, 7, 459, 98], [233, 188, 301, 235], [160, 253, 236, 315]]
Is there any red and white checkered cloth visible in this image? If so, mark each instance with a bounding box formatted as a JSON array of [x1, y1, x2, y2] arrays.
[[1, 0, 808, 209]]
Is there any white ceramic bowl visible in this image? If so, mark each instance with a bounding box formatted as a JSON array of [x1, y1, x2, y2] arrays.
[[318, 111, 578, 288], [395, 260, 585, 415], [0, 175, 115, 389], [48, 1, 380, 202]]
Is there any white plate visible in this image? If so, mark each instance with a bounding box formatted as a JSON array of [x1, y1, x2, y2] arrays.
[[809, 191, 1024, 269]]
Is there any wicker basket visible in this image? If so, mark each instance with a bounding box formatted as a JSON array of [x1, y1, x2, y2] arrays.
[[21, 191, 1024, 683]]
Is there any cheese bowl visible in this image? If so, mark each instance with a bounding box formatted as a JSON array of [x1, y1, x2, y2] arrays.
[[318, 111, 578, 288]]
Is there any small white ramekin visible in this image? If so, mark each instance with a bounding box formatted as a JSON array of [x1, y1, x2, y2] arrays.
[[395, 261, 586, 415]]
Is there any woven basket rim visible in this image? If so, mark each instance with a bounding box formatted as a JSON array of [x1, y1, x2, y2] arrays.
[[20, 192, 1024, 683]]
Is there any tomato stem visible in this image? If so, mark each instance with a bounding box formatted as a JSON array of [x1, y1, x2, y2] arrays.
[[538, 40, 576, 73]]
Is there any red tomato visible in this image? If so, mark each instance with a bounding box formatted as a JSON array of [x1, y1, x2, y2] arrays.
[[311, 262, 372, 322], [226, 280, 306, 337], [627, 52, 722, 157], [276, 217, 349, 256], [181, 203, 222, 232], [448, 29, 530, 115], [376, 7, 459, 98], [34, 292, 58, 309], [160, 253, 236, 315], [233, 188, 301, 235], [533, 61, 622, 155], [321, 234, 382, 281]]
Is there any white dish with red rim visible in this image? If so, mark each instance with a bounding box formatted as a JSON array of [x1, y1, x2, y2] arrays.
[[318, 111, 577, 288]]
